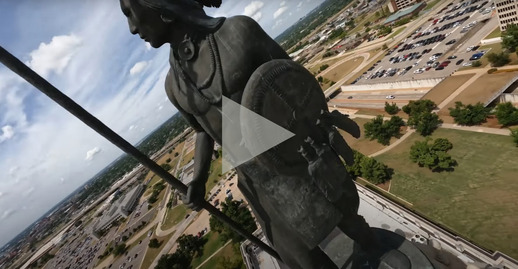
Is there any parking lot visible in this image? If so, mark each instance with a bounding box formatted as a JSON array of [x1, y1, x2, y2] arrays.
[[353, 0, 496, 85]]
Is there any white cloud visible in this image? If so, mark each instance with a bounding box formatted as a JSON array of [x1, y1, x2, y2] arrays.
[[297, 1, 303, 8], [85, 147, 101, 161], [1, 209, 15, 220], [274, 6, 289, 19], [28, 34, 82, 78], [280, 1, 286, 6], [244, 1, 264, 21], [145, 42, 152, 50], [130, 61, 148, 75], [0, 125, 14, 143]]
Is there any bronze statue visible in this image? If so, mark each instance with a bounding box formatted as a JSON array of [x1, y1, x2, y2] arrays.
[[119, 0, 400, 268]]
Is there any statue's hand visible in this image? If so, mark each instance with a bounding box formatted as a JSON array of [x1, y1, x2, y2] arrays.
[[316, 112, 356, 166], [183, 181, 206, 211]]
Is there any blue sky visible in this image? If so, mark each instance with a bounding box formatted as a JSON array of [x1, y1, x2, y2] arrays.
[[0, 0, 325, 248]]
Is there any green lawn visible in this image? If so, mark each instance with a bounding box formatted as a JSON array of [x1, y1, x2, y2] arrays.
[[206, 157, 223, 198], [424, 0, 441, 11], [485, 27, 502, 39], [141, 232, 174, 269], [162, 205, 191, 230], [190, 232, 228, 268], [198, 243, 244, 269], [375, 128, 518, 258]]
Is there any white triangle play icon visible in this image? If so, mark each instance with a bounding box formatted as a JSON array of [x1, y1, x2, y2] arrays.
[[221, 96, 295, 173]]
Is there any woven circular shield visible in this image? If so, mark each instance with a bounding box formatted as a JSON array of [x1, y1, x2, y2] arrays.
[[240, 59, 329, 171]]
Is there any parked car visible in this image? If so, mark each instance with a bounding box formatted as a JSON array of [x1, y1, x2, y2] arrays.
[[385, 95, 395, 99], [456, 59, 464, 65], [447, 55, 457, 59], [462, 62, 472, 67]]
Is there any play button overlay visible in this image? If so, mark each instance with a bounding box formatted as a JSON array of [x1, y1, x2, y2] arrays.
[[221, 96, 295, 173]]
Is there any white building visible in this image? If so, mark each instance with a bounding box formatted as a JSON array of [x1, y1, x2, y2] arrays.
[[388, 0, 419, 12], [495, 0, 518, 31]]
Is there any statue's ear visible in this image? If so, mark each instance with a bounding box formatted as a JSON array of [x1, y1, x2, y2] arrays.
[[160, 14, 175, 24]]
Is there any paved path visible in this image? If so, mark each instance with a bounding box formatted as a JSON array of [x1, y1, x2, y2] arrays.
[[194, 241, 232, 269], [150, 212, 200, 269]]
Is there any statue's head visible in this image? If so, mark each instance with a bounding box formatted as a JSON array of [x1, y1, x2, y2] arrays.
[[120, 0, 224, 48]]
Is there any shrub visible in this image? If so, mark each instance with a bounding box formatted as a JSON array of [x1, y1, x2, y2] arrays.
[[384, 102, 399, 115], [448, 101, 491, 126], [487, 52, 510, 67], [495, 102, 518, 126], [410, 138, 457, 172]]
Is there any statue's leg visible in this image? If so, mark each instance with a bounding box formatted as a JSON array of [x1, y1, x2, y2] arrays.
[[337, 215, 381, 258], [269, 222, 338, 269]]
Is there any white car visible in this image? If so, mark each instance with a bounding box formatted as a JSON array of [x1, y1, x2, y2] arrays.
[[466, 46, 475, 52], [462, 62, 472, 67], [385, 95, 396, 99], [413, 68, 424, 74]]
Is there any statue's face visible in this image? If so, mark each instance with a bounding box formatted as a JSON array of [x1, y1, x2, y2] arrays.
[[120, 0, 170, 48]]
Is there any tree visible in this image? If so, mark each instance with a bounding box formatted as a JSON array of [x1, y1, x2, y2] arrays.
[[410, 138, 457, 172], [364, 115, 404, 145], [384, 102, 399, 115], [177, 235, 207, 258], [166, 158, 172, 163], [209, 199, 257, 243], [360, 157, 393, 184], [448, 102, 491, 126], [161, 163, 172, 171], [156, 252, 192, 269], [471, 60, 482, 67], [149, 238, 161, 248], [319, 64, 329, 71], [382, 43, 388, 50], [317, 76, 324, 83], [112, 243, 127, 256], [487, 52, 510, 67], [495, 102, 518, 126], [403, 100, 442, 136], [511, 129, 518, 146], [174, 152, 179, 157], [502, 23, 518, 52], [346, 150, 393, 184]]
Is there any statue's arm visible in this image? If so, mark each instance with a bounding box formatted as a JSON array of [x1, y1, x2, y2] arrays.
[[165, 70, 214, 209]]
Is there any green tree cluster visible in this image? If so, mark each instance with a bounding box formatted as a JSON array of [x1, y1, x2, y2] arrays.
[[410, 138, 457, 172], [156, 252, 192, 269], [112, 243, 127, 256], [161, 163, 172, 171], [364, 115, 405, 145], [378, 25, 392, 36], [149, 238, 161, 248], [209, 199, 257, 243], [487, 52, 510, 67], [319, 64, 330, 71], [403, 100, 442, 136], [346, 151, 393, 184], [448, 102, 491, 126], [471, 60, 482, 67], [495, 102, 518, 126], [148, 181, 166, 204], [502, 23, 518, 52], [384, 102, 399, 115], [155, 234, 207, 269]]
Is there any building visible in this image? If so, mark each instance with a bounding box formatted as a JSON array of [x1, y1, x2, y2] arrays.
[[495, 0, 518, 31], [384, 2, 426, 25], [121, 184, 145, 216], [388, 0, 420, 12], [240, 183, 518, 268]]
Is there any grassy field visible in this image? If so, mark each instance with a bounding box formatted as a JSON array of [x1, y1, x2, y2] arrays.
[[424, 0, 442, 11], [421, 74, 474, 105], [141, 232, 175, 269], [321, 57, 364, 82], [206, 157, 223, 198], [190, 232, 228, 268], [485, 27, 501, 39], [339, 117, 406, 156], [198, 243, 243, 269], [162, 205, 191, 230], [438, 71, 518, 115], [375, 128, 518, 258]]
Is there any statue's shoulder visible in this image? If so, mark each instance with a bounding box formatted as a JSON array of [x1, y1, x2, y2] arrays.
[[219, 15, 265, 36]]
